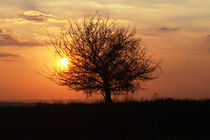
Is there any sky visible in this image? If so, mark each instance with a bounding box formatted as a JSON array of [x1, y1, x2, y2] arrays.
[[0, 0, 210, 101]]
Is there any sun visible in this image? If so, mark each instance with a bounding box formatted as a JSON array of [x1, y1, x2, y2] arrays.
[[60, 58, 69, 67]]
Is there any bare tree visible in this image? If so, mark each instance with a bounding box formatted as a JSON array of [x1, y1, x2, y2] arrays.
[[48, 13, 160, 104]]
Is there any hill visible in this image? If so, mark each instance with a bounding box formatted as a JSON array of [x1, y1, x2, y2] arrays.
[[0, 99, 210, 140]]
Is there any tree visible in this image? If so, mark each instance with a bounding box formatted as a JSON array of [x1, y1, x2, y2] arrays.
[[48, 13, 160, 104]]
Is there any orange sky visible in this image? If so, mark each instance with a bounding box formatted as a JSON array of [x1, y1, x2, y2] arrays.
[[0, 0, 210, 101]]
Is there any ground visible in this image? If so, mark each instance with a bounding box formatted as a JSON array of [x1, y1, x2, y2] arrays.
[[0, 99, 210, 140]]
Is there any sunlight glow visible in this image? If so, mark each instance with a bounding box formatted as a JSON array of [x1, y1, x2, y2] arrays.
[[60, 58, 69, 67]]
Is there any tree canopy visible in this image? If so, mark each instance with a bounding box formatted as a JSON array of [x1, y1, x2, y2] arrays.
[[48, 13, 160, 103]]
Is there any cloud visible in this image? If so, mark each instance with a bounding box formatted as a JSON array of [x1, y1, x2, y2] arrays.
[[160, 27, 179, 31], [0, 52, 21, 62], [19, 14, 48, 22], [19, 10, 52, 22], [0, 53, 20, 58], [0, 29, 40, 47], [0, 33, 18, 46]]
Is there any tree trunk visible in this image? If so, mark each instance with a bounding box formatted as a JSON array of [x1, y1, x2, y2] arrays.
[[104, 89, 112, 104]]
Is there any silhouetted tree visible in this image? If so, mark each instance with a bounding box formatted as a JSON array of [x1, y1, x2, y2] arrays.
[[48, 13, 160, 104]]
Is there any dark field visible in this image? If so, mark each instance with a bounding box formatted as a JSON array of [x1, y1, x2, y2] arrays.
[[0, 99, 210, 140]]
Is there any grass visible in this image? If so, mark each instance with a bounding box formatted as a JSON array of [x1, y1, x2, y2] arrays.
[[0, 99, 210, 140]]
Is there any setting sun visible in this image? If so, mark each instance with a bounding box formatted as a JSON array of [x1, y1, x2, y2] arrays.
[[60, 58, 69, 67]]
